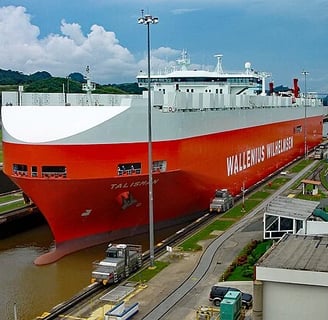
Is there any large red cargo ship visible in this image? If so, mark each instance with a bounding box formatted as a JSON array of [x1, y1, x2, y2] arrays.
[[1, 53, 326, 264]]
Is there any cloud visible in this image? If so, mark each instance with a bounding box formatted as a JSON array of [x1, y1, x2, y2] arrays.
[[136, 47, 182, 74], [0, 3, 326, 90], [152, 47, 181, 59], [0, 5, 155, 83], [60, 20, 86, 46], [0, 6, 40, 44], [136, 47, 206, 76]]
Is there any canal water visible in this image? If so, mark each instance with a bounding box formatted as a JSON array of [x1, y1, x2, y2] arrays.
[[0, 222, 181, 320]]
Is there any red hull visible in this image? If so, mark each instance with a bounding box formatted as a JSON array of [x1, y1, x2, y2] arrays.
[[2, 117, 323, 263]]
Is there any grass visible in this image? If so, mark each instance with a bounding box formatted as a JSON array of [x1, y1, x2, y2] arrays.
[[128, 260, 169, 283], [291, 160, 322, 190], [289, 159, 328, 201], [223, 239, 273, 281], [0, 199, 26, 212], [0, 193, 26, 214], [263, 177, 290, 190], [289, 159, 312, 173], [180, 220, 235, 251], [320, 162, 328, 190], [180, 190, 272, 252], [0, 193, 22, 204]]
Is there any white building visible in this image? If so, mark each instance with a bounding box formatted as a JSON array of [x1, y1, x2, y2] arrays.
[[263, 196, 328, 239], [254, 233, 328, 320]]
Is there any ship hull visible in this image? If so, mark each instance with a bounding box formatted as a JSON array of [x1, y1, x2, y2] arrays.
[[1, 102, 325, 264]]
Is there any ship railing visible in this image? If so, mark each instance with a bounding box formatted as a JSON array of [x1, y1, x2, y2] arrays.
[[153, 165, 164, 172], [118, 168, 141, 176], [117, 166, 164, 176], [13, 170, 28, 176], [295, 97, 323, 107], [42, 171, 67, 178], [1, 91, 142, 107], [161, 92, 304, 111], [159, 92, 324, 113]]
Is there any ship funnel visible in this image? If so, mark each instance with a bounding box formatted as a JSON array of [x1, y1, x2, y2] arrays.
[[293, 78, 300, 98], [269, 82, 274, 95]]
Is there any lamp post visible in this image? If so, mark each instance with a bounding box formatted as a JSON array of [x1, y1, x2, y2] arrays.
[[138, 11, 158, 268], [302, 70, 309, 159]]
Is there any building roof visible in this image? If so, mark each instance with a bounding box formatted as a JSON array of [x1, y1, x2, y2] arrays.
[[257, 233, 328, 272], [265, 196, 319, 220], [301, 179, 321, 185]]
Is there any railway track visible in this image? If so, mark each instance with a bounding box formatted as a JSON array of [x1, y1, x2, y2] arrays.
[[13, 156, 324, 319]]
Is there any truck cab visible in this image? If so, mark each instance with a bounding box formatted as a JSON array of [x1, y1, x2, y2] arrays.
[[91, 243, 142, 285], [314, 147, 323, 159], [209, 189, 234, 213]]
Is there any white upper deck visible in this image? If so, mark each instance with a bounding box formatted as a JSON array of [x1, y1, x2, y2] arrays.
[[137, 51, 266, 96]]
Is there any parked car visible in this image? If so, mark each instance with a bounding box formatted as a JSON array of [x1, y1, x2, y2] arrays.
[[209, 285, 253, 309]]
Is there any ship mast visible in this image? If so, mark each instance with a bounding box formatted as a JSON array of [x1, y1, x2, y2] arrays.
[[259, 71, 271, 96], [214, 54, 224, 74], [82, 66, 96, 106], [176, 50, 190, 71]]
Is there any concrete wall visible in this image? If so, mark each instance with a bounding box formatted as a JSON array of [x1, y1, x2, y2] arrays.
[[262, 281, 328, 320], [306, 220, 328, 235]]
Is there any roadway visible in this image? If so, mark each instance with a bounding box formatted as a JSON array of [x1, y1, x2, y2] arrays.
[[129, 160, 317, 320]]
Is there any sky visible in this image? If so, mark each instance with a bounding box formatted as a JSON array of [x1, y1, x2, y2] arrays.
[[0, 0, 327, 93]]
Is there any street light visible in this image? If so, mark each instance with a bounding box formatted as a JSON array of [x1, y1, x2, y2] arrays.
[[302, 70, 309, 158], [138, 11, 158, 268]]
